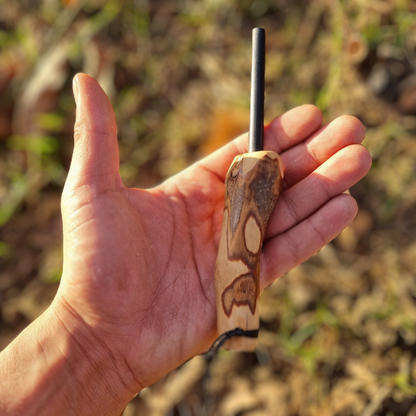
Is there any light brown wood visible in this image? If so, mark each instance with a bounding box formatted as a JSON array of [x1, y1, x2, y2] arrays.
[[214, 150, 284, 351]]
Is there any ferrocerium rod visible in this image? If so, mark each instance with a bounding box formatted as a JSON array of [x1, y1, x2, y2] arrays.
[[214, 28, 284, 352], [249, 27, 265, 153]]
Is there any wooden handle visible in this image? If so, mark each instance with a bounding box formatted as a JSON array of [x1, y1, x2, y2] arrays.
[[214, 150, 284, 351]]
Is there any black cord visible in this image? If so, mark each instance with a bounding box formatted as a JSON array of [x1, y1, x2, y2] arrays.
[[204, 328, 259, 362]]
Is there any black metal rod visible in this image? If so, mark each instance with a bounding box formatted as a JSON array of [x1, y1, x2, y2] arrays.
[[249, 27, 265, 153]]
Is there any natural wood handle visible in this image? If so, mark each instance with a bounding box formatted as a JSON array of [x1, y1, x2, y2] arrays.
[[214, 150, 284, 351]]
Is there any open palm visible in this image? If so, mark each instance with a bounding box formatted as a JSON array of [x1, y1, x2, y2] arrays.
[[55, 74, 371, 390]]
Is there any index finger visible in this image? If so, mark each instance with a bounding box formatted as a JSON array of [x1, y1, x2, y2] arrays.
[[198, 105, 323, 182]]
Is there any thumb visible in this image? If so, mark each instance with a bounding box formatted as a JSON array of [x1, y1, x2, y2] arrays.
[[64, 73, 122, 197]]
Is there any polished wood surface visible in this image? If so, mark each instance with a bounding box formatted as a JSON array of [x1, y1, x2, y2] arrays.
[[215, 150, 283, 351]]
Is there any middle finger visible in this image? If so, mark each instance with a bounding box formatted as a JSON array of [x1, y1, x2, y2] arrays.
[[280, 115, 366, 190], [265, 143, 372, 239]]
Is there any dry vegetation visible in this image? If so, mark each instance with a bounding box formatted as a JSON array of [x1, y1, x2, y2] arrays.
[[1, 0, 416, 415]]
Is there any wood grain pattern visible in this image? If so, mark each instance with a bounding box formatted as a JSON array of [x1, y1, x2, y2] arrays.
[[215, 150, 283, 351]]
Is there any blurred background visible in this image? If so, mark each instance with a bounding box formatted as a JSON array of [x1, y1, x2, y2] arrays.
[[1, 0, 416, 414]]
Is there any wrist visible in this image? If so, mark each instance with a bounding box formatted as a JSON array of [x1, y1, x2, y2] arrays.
[[57, 296, 143, 385], [47, 297, 143, 414], [0, 298, 141, 416]]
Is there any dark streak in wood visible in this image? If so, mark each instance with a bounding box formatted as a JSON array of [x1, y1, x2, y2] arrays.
[[222, 273, 257, 317]]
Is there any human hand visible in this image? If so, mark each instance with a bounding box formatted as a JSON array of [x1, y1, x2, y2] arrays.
[[54, 73, 371, 395]]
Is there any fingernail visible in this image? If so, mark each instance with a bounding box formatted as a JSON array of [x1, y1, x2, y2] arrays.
[[73, 75, 79, 106]]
